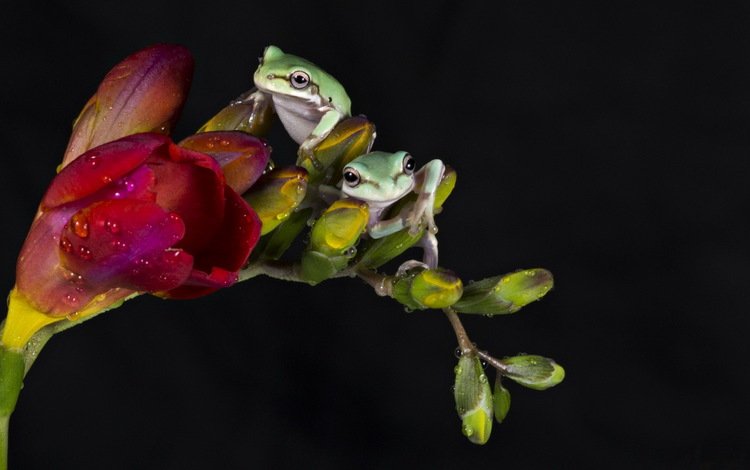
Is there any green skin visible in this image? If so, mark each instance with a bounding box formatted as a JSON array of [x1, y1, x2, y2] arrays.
[[253, 45, 351, 169], [339, 151, 445, 270]]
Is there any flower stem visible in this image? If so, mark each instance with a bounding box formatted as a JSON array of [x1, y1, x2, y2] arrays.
[[0, 347, 24, 470], [444, 308, 475, 355], [0, 416, 8, 470]]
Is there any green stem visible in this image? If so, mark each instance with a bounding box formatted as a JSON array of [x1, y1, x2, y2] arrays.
[[0, 416, 8, 470], [0, 347, 23, 470]]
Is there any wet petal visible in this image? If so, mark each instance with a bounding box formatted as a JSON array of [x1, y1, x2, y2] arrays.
[[44, 134, 168, 209], [59, 200, 192, 293], [178, 131, 270, 194], [62, 44, 194, 168], [242, 166, 308, 235]]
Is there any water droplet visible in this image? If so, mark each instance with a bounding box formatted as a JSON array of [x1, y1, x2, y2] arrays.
[[206, 141, 215, 149], [429, 225, 438, 234], [71, 212, 89, 238], [403, 306, 413, 313], [66, 310, 81, 321], [454, 365, 462, 375], [105, 220, 121, 234], [78, 246, 93, 260], [462, 424, 474, 437], [220, 139, 231, 146], [112, 240, 128, 250], [85, 154, 98, 166], [60, 237, 73, 253], [62, 269, 84, 284], [454, 347, 463, 358], [525, 270, 535, 276], [345, 246, 357, 258], [102, 176, 113, 184], [481, 360, 488, 369], [62, 293, 79, 306], [159, 274, 170, 282], [479, 374, 488, 384], [275, 212, 289, 220]]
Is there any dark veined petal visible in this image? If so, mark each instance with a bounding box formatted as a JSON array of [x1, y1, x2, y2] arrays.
[[149, 143, 225, 255], [43, 134, 169, 209], [178, 131, 270, 194], [62, 44, 194, 168], [161, 186, 260, 299]]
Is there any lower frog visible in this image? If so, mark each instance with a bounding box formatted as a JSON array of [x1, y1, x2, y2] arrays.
[[324, 150, 445, 272]]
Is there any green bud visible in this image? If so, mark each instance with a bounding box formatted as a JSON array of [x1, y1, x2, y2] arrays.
[[299, 250, 351, 285], [301, 116, 376, 185], [309, 199, 369, 257], [197, 89, 275, 136], [255, 208, 313, 261], [356, 167, 457, 270], [243, 166, 308, 235], [500, 355, 565, 391], [452, 268, 553, 315], [454, 354, 493, 445], [391, 268, 463, 310], [493, 375, 511, 423], [299, 199, 368, 285]]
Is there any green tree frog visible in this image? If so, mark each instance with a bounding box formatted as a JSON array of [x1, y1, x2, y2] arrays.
[[253, 45, 351, 170], [338, 151, 446, 271]]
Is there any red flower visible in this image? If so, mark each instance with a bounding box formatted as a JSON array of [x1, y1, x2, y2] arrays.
[[16, 133, 261, 317]]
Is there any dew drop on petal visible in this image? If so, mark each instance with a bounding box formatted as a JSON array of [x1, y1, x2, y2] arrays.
[[60, 237, 73, 253], [462, 424, 474, 437], [62, 293, 79, 307], [85, 154, 98, 167], [105, 220, 121, 234], [78, 246, 93, 260], [479, 374, 488, 384], [102, 176, 113, 184], [112, 240, 128, 251], [71, 213, 90, 238]]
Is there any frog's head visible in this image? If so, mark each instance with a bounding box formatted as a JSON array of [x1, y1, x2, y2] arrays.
[[341, 151, 416, 207], [253, 45, 349, 111]]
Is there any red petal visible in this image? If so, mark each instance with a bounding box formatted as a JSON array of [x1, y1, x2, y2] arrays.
[[43, 134, 169, 208], [59, 200, 193, 292], [62, 44, 194, 168], [178, 131, 270, 194], [193, 185, 261, 273], [160, 266, 238, 299], [149, 143, 225, 254]]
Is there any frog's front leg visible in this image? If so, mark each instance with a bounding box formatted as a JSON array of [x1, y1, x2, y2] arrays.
[[297, 109, 344, 170], [407, 159, 445, 235]]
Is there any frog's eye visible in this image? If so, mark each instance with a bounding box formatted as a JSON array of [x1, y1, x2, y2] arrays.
[[343, 168, 361, 187], [290, 71, 310, 89], [403, 154, 416, 175]]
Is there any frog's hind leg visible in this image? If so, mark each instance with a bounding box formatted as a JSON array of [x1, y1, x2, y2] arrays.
[[395, 231, 439, 276]]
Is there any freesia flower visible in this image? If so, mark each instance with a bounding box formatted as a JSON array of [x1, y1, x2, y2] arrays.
[[1, 44, 268, 350], [3, 132, 262, 348]]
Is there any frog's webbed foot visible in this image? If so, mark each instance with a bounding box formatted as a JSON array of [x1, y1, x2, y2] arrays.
[[297, 143, 324, 171], [406, 159, 445, 235], [396, 260, 431, 277], [406, 191, 438, 236]]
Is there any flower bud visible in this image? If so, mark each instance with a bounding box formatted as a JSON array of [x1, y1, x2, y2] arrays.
[[300, 200, 369, 285], [254, 208, 312, 261], [500, 355, 565, 390], [197, 89, 275, 136], [178, 131, 270, 194], [391, 268, 463, 310], [302, 116, 376, 185], [454, 354, 493, 445], [493, 375, 511, 423], [356, 166, 456, 270], [309, 200, 369, 257], [452, 269, 553, 315], [243, 167, 308, 235]]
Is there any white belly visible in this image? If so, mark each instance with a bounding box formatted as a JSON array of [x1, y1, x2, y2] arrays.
[[271, 94, 324, 144]]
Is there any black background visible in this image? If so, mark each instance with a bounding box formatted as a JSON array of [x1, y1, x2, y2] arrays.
[[1, 1, 748, 468]]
